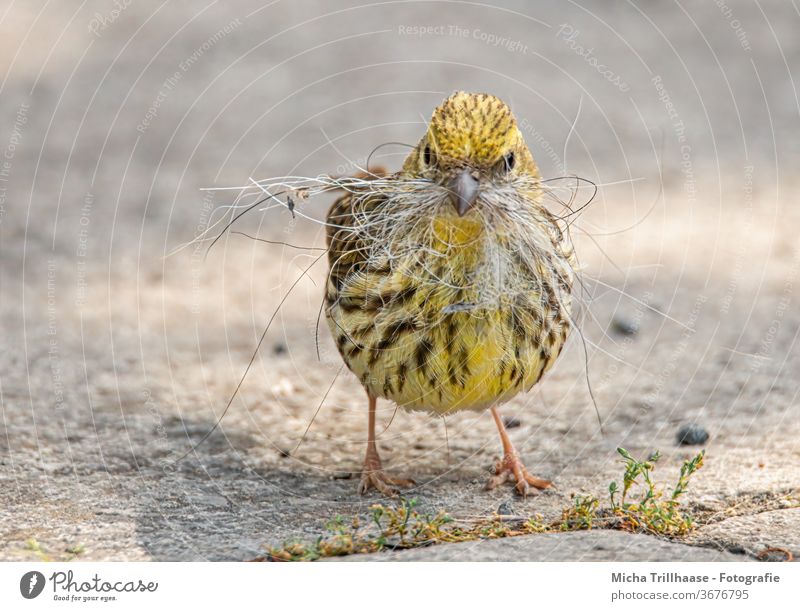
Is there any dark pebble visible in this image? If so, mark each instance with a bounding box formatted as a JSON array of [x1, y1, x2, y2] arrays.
[[272, 343, 287, 355], [676, 423, 709, 446], [497, 501, 514, 516], [276, 448, 291, 458], [611, 316, 639, 335], [503, 416, 522, 429]]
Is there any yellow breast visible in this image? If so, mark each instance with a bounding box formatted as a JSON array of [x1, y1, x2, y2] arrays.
[[326, 215, 570, 415]]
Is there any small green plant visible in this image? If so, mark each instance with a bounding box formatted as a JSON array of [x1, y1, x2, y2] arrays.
[[266, 499, 460, 561], [263, 447, 706, 561], [23, 539, 86, 562], [24, 538, 51, 562], [608, 447, 705, 536], [560, 494, 600, 531], [65, 544, 86, 558]]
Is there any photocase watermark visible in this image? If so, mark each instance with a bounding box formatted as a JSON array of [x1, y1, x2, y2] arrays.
[[75, 192, 93, 309], [190, 190, 216, 314], [87, 0, 132, 38], [136, 72, 182, 135], [398, 24, 448, 37], [143, 388, 174, 473], [556, 24, 630, 92], [178, 17, 242, 72], [749, 243, 800, 375], [397, 24, 529, 54], [518, 117, 567, 176], [714, 0, 751, 52], [0, 101, 30, 226], [333, 155, 369, 178], [21, 569, 158, 603], [47, 259, 66, 412], [20, 571, 45, 599], [652, 75, 679, 122], [136, 18, 242, 133], [652, 75, 696, 206], [720, 165, 754, 315]]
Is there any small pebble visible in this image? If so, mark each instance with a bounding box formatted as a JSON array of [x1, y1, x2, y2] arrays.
[[272, 343, 287, 355], [611, 315, 639, 336], [277, 448, 291, 458], [503, 416, 522, 429], [676, 423, 709, 446], [497, 501, 514, 516]]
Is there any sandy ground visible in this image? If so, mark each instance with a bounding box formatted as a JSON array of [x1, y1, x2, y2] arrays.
[[1, 0, 799, 561]]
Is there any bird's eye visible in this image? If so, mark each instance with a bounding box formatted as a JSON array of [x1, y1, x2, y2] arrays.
[[503, 152, 516, 172], [423, 145, 434, 167]]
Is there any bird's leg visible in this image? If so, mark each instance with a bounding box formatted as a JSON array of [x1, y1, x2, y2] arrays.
[[358, 395, 415, 496], [486, 406, 553, 497]]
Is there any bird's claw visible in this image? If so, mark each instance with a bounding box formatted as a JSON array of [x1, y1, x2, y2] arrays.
[[358, 450, 415, 496], [486, 452, 552, 498], [358, 470, 415, 497]]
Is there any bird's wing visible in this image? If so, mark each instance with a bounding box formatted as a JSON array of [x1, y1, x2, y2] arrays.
[[325, 169, 392, 294], [326, 191, 366, 293]]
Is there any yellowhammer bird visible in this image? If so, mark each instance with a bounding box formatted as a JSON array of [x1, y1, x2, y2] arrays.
[[325, 91, 575, 497]]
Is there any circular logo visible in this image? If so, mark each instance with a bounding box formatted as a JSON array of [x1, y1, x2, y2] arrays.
[[20, 571, 46, 599]]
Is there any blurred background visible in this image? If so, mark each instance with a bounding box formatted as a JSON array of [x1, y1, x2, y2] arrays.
[[1, 0, 798, 560]]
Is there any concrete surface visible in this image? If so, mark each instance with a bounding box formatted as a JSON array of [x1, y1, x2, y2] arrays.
[[332, 530, 750, 562], [1, 0, 799, 561]]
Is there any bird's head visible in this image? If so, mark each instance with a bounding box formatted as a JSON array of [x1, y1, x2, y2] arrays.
[[402, 91, 540, 217]]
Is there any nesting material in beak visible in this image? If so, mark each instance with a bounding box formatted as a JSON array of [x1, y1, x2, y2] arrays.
[[449, 169, 480, 217]]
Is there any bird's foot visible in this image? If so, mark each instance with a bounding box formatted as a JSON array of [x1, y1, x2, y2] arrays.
[[486, 451, 553, 498], [358, 448, 415, 497]]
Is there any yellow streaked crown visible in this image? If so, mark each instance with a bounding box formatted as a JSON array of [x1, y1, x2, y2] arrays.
[[403, 92, 536, 176], [429, 92, 519, 166]]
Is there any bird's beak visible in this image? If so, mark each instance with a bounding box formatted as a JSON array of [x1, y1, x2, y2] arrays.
[[449, 169, 480, 217]]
